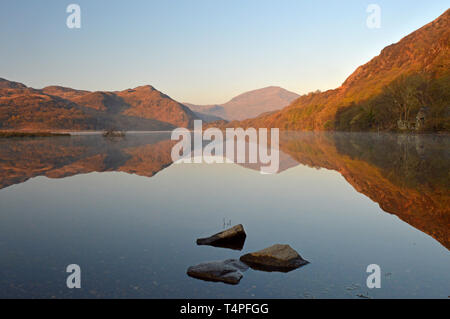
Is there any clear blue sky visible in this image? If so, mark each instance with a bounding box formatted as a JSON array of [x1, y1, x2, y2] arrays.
[[0, 0, 448, 104]]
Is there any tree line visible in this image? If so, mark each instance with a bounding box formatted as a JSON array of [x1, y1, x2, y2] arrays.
[[334, 73, 450, 132]]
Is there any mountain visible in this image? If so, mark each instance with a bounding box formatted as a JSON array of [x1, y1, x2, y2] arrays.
[[184, 104, 226, 122], [185, 86, 300, 121], [191, 111, 225, 123], [238, 9, 450, 131], [42, 86, 89, 100], [116, 86, 196, 127], [42, 84, 197, 128], [0, 79, 197, 131]]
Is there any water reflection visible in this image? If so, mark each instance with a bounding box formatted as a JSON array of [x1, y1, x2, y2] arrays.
[[0, 133, 175, 189], [279, 132, 450, 250], [0, 132, 448, 249]]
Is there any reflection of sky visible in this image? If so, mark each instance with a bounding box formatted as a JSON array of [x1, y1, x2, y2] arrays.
[[0, 162, 449, 298]]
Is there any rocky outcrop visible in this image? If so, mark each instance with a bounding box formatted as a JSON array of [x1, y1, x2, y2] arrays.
[[186, 259, 249, 285], [196, 224, 247, 250], [240, 244, 309, 272]]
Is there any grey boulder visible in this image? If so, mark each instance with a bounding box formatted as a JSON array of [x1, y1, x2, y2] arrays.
[[187, 259, 249, 285], [240, 244, 309, 272], [196, 224, 247, 250]]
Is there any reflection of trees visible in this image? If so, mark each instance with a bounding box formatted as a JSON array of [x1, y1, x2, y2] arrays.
[[279, 132, 450, 250], [332, 133, 450, 190]]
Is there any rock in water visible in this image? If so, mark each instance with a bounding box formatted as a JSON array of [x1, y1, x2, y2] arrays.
[[240, 244, 309, 272], [196, 224, 247, 250], [186, 259, 249, 285]]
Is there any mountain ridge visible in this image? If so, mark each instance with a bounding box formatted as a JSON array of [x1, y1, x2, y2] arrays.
[[0, 79, 197, 131]]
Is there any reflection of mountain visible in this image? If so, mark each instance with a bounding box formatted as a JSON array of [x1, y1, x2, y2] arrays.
[[279, 132, 450, 250], [0, 133, 448, 249], [0, 134, 175, 189]]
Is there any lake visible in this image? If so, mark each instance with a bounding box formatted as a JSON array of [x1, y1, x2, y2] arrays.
[[0, 132, 448, 298]]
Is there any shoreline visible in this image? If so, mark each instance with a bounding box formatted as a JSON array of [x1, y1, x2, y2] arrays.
[[0, 129, 448, 138], [0, 131, 71, 138]]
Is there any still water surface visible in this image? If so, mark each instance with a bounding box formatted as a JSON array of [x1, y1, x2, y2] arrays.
[[0, 132, 448, 298]]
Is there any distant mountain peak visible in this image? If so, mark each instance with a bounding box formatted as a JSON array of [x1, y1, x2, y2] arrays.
[[131, 84, 157, 91], [186, 86, 300, 121]]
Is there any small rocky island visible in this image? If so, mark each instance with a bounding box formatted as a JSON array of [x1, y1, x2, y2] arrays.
[[102, 129, 126, 138]]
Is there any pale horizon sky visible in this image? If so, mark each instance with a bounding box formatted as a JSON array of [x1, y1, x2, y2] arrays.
[[0, 1, 448, 104]]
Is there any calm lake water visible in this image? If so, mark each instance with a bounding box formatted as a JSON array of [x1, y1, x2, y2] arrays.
[[0, 132, 449, 298]]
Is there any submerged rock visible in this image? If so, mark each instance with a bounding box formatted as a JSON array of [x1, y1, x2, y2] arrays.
[[196, 224, 247, 250], [186, 259, 249, 285], [240, 244, 309, 272]]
